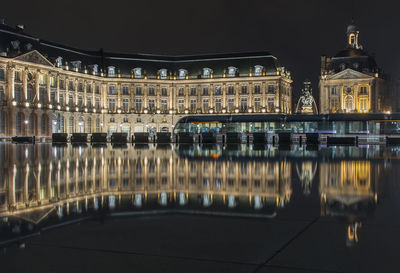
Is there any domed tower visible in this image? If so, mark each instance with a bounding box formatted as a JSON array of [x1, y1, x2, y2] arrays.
[[346, 22, 362, 50], [319, 21, 389, 114]]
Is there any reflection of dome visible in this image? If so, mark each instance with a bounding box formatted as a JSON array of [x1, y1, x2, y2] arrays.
[[347, 24, 359, 33]]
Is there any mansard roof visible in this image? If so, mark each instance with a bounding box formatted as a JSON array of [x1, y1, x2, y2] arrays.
[[0, 23, 284, 78]]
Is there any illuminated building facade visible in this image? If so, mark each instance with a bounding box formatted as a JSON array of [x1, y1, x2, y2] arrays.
[[319, 23, 389, 114], [0, 22, 292, 137]]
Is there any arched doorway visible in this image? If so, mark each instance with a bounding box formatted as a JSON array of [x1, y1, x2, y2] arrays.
[[78, 116, 85, 133]]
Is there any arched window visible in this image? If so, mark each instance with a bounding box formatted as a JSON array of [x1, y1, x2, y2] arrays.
[[345, 96, 353, 113], [78, 116, 85, 133]]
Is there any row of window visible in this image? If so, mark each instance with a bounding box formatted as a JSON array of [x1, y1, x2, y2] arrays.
[[108, 85, 276, 96], [107, 97, 276, 113], [107, 65, 267, 79]]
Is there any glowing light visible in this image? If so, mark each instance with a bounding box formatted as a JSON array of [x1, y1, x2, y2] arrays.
[[37, 103, 42, 108], [12, 101, 17, 106], [117, 109, 121, 114], [25, 102, 30, 107]]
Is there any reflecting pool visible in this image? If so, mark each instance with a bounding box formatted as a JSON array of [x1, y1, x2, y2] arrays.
[[1, 143, 400, 273]]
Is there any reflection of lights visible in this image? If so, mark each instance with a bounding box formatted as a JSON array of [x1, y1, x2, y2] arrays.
[[179, 192, 186, 206], [159, 192, 168, 206], [228, 195, 236, 208], [254, 195, 263, 209]]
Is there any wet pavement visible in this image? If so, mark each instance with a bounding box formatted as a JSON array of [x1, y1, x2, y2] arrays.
[[0, 143, 399, 273]]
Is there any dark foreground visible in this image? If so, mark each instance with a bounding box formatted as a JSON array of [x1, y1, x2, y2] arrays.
[[0, 143, 399, 273]]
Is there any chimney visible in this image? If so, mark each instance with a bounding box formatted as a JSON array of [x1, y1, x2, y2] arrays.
[[0, 18, 5, 25]]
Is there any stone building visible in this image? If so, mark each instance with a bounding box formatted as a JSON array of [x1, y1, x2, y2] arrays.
[[319, 23, 388, 114], [0, 22, 292, 137]]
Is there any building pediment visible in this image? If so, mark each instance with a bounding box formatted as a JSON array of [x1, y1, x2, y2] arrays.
[[326, 68, 373, 80], [13, 50, 54, 67]]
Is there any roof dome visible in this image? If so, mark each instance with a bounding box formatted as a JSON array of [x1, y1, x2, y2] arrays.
[[347, 24, 359, 33], [334, 48, 366, 58]]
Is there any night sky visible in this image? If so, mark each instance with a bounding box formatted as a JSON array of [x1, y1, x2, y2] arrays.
[[1, 0, 399, 100]]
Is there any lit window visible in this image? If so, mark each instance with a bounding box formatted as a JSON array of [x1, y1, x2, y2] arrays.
[[190, 99, 197, 112], [215, 98, 222, 112], [178, 99, 185, 112], [109, 98, 115, 111], [123, 99, 129, 112], [148, 99, 155, 112], [203, 99, 209, 112], [146, 87, 153, 96], [240, 98, 247, 111], [254, 97, 261, 111], [122, 86, 129, 95], [109, 85, 116, 95], [135, 98, 142, 112], [228, 98, 235, 112], [215, 86, 222, 95]]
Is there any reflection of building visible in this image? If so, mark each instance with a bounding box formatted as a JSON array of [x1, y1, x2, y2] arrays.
[[0, 22, 292, 137], [0, 144, 292, 221], [319, 22, 388, 114], [319, 160, 379, 246]]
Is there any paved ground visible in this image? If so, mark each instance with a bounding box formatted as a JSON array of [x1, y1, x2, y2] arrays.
[[1, 209, 399, 273]]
